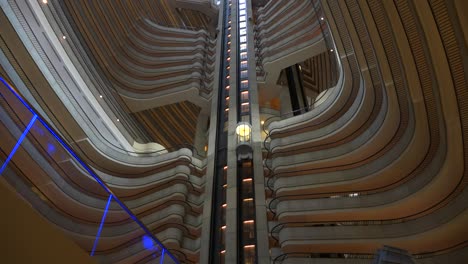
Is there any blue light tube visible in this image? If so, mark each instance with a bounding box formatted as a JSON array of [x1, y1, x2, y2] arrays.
[[90, 194, 113, 256], [0, 114, 37, 175], [160, 248, 166, 264]]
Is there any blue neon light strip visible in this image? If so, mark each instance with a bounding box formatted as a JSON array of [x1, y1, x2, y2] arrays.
[[160, 248, 166, 264], [0, 77, 178, 262], [90, 194, 113, 256], [0, 114, 37, 175]]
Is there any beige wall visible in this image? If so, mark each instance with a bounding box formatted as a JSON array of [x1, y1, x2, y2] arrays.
[[0, 179, 94, 264]]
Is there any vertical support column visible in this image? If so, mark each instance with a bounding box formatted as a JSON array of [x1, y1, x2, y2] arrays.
[[226, 0, 239, 262], [203, 1, 237, 263], [246, 0, 270, 263], [199, 2, 224, 259], [193, 111, 209, 157]]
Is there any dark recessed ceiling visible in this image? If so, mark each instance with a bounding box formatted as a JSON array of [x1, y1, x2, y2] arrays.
[[131, 101, 201, 149]]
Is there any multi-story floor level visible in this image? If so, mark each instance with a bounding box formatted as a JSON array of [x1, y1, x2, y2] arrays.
[[0, 0, 467, 263]]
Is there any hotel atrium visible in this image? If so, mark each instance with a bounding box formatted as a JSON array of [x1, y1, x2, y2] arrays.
[[0, 0, 467, 263]]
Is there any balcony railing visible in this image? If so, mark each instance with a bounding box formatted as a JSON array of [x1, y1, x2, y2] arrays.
[[0, 77, 178, 263]]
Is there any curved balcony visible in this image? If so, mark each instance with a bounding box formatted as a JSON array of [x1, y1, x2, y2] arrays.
[[263, 0, 468, 260]]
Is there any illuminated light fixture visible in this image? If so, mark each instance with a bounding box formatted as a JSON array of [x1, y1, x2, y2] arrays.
[[236, 122, 251, 143], [224, 165, 228, 170], [42, 0, 47, 4], [242, 178, 252, 182], [330, 49, 334, 52], [99, 95, 103, 98], [220, 250, 226, 254], [221, 225, 226, 230], [236, 122, 253, 159], [243, 198, 253, 201], [261, 120, 265, 125], [244, 245, 255, 248], [62, 36, 66, 40], [320, 17, 324, 21], [243, 220, 254, 223], [116, 118, 120, 122], [222, 203, 227, 208]]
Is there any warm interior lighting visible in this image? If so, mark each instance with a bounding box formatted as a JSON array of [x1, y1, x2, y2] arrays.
[[221, 225, 226, 229], [222, 203, 227, 208], [42, 0, 47, 4], [236, 122, 251, 142], [243, 220, 254, 223], [243, 178, 252, 182], [243, 198, 253, 201], [244, 245, 255, 248], [261, 120, 265, 125]]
